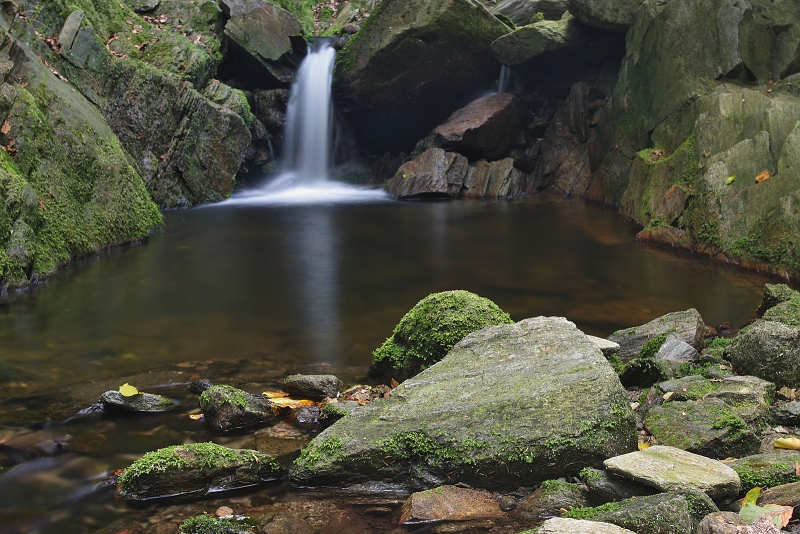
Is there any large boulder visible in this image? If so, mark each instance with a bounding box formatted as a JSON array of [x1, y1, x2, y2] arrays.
[[118, 442, 283, 500], [728, 320, 800, 388], [490, 0, 569, 26], [577, 492, 696, 534], [386, 148, 471, 200], [460, 157, 527, 198], [490, 15, 593, 68], [368, 290, 513, 381], [608, 309, 706, 359], [219, 0, 305, 85], [414, 93, 527, 160], [567, 0, 644, 32], [333, 0, 511, 154], [292, 316, 637, 491]]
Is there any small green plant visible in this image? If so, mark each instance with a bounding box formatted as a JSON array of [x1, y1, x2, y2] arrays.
[[638, 334, 668, 358], [181, 514, 257, 534]]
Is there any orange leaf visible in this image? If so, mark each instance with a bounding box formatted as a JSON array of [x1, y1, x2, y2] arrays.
[[261, 391, 290, 399], [755, 170, 770, 183], [390, 379, 399, 389]]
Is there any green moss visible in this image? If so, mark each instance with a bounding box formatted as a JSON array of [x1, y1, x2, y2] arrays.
[[732, 458, 800, 491], [270, 0, 316, 34], [706, 337, 731, 349], [540, 479, 575, 492], [607, 353, 625, 375], [494, 13, 515, 29], [638, 334, 668, 359], [320, 403, 348, 419], [200, 385, 250, 409], [118, 443, 264, 487], [181, 514, 257, 534], [371, 290, 513, 379], [294, 436, 345, 469], [564, 500, 624, 520], [579, 466, 602, 483]]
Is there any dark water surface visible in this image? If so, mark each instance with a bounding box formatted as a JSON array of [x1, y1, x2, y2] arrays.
[[0, 196, 777, 533]]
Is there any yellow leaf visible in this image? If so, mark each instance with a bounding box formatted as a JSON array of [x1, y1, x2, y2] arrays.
[[755, 170, 770, 183], [638, 442, 651, 450], [726, 175, 736, 185], [262, 391, 290, 399], [119, 383, 140, 397], [743, 487, 762, 507], [391, 379, 399, 389], [774, 437, 800, 450]]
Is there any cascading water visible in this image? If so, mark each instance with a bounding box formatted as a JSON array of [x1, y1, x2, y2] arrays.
[[223, 38, 387, 205], [498, 65, 513, 94]]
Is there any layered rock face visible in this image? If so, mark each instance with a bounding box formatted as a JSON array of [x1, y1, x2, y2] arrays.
[[333, 0, 511, 154]]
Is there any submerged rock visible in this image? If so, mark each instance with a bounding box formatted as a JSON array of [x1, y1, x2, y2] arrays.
[[118, 442, 283, 500], [293, 316, 636, 491], [608, 309, 706, 359], [398, 485, 503, 524], [333, 0, 511, 154], [368, 290, 513, 381], [282, 374, 344, 401], [603, 445, 741, 499], [199, 385, 274, 432], [100, 391, 176, 412]]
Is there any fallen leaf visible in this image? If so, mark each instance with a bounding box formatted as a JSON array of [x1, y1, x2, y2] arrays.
[[740, 487, 793, 529], [261, 391, 290, 399], [774, 437, 800, 450], [755, 170, 770, 183], [744, 487, 762, 507], [726, 175, 737, 185], [1, 121, 10, 135], [638, 442, 651, 450], [119, 383, 140, 397], [390, 379, 399, 389], [188, 414, 203, 420], [663, 391, 674, 401]]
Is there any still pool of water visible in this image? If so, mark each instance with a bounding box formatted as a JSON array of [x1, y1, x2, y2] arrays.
[[0, 195, 779, 533]]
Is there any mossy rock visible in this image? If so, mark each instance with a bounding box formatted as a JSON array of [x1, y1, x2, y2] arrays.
[[728, 320, 800, 389], [567, 493, 695, 534], [756, 284, 800, 316], [118, 442, 283, 500], [199, 385, 274, 433], [763, 297, 800, 328], [728, 452, 800, 492], [181, 514, 257, 534], [369, 290, 514, 381], [515, 479, 589, 520]]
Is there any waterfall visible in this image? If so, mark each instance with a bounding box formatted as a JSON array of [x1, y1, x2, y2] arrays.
[[498, 65, 513, 94], [281, 38, 337, 184]]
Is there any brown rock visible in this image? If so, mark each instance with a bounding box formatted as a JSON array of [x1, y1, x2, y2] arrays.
[[386, 148, 470, 199], [461, 158, 525, 198], [398, 485, 504, 524], [415, 93, 527, 160], [696, 511, 748, 534], [758, 481, 800, 507]]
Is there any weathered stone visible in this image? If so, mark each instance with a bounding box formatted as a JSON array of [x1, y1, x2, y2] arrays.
[[386, 148, 471, 200], [608, 309, 706, 359], [603, 445, 742, 499], [536, 517, 636, 534], [566, 0, 644, 32], [758, 481, 800, 507], [460, 157, 525, 198], [763, 297, 800, 328], [760, 433, 800, 454], [579, 467, 656, 504], [618, 358, 674, 388], [199, 385, 274, 432], [728, 320, 800, 389], [289, 406, 321, 430], [655, 335, 700, 362], [368, 290, 513, 381], [491, 15, 592, 68], [414, 93, 526, 160], [491, 0, 568, 25], [514, 480, 588, 520], [294, 317, 636, 491], [282, 375, 344, 401], [124, 0, 160, 13], [333, 0, 511, 154], [118, 442, 283, 500], [644, 397, 768, 458], [588, 335, 620, 357], [704, 376, 775, 406], [591, 492, 694, 534], [728, 453, 800, 491], [657, 375, 717, 401], [398, 485, 503, 524], [771, 401, 800, 425], [100, 391, 176, 412], [696, 511, 748, 534], [221, 0, 304, 84]]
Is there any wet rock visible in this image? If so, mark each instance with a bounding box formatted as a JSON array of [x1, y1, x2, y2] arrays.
[[342, 387, 388, 403], [579, 467, 656, 504], [609, 309, 706, 359], [368, 290, 513, 381], [219, 0, 304, 84], [199, 385, 274, 433], [728, 453, 800, 492], [756, 284, 800, 317], [398, 485, 503, 524], [90, 518, 145, 534], [332, 0, 511, 154], [491, 15, 593, 68], [490, 0, 568, 26], [459, 157, 526, 199], [566, 0, 643, 32], [514, 480, 588, 520], [696, 512, 747, 534], [188, 379, 214, 394], [655, 335, 700, 362], [386, 148, 471, 200], [289, 406, 321, 430], [758, 480, 800, 507], [100, 390, 176, 412], [704, 376, 775, 406], [603, 446, 741, 499], [414, 93, 527, 161], [254, 424, 308, 458], [728, 320, 800, 389], [282, 374, 344, 401], [643, 396, 768, 458], [118, 442, 283, 500], [588, 336, 620, 358], [293, 316, 636, 491], [536, 517, 636, 534], [589, 492, 695, 534], [771, 401, 800, 425]]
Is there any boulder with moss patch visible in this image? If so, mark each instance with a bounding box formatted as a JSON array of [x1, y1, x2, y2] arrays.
[[728, 452, 800, 492], [199, 385, 274, 433], [608, 309, 706, 359], [293, 316, 636, 491], [368, 290, 514, 381], [757, 284, 800, 316], [118, 442, 283, 500], [514, 479, 589, 521], [728, 320, 800, 388]]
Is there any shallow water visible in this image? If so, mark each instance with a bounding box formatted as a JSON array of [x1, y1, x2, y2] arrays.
[[0, 194, 779, 533]]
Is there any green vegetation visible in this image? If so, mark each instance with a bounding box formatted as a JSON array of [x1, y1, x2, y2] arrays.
[[294, 436, 346, 469], [200, 385, 250, 410], [607, 353, 625, 375], [579, 466, 601, 483], [181, 515, 257, 534], [371, 290, 513, 379], [564, 500, 624, 520], [638, 334, 668, 358], [732, 457, 800, 491]]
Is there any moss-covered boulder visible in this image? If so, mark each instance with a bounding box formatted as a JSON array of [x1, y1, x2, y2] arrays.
[[756, 284, 800, 316], [608, 309, 706, 359], [490, 15, 594, 68], [566, 493, 696, 534], [333, 0, 511, 154], [728, 452, 800, 492], [579, 467, 656, 504], [118, 442, 283, 500], [199, 385, 274, 433], [293, 316, 636, 491], [368, 290, 514, 381], [514, 479, 589, 521], [566, 0, 644, 32], [728, 320, 800, 388]]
